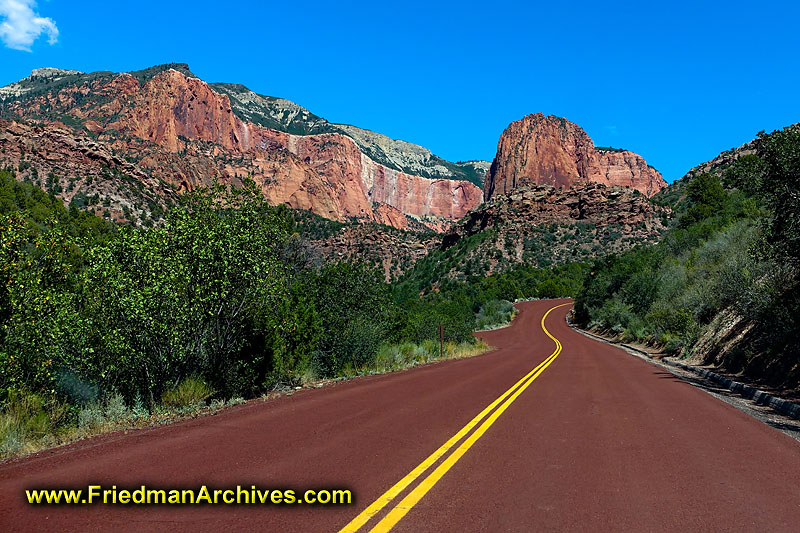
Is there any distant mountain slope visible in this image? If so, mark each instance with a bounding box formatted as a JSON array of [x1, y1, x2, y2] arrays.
[[305, 181, 670, 282], [211, 82, 489, 187], [0, 64, 485, 230]]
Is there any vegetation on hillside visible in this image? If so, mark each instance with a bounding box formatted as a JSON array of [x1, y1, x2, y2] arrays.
[[0, 170, 589, 458], [575, 125, 800, 389]]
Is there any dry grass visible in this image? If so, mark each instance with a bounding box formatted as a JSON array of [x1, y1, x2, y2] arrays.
[[0, 393, 245, 463], [370, 339, 491, 374], [1, 341, 493, 463]]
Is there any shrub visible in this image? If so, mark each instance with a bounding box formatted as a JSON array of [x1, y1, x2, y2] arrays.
[[476, 299, 515, 330], [644, 308, 694, 339], [0, 390, 68, 458], [593, 298, 636, 332], [161, 376, 215, 409]]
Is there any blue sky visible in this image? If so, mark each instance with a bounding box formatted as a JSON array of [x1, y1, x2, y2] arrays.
[[1, 1, 799, 182]]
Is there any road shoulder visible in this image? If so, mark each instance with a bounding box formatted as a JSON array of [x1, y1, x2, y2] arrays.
[[568, 321, 800, 443]]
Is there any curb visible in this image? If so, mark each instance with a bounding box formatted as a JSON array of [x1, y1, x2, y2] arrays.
[[662, 359, 800, 420], [568, 321, 800, 422]]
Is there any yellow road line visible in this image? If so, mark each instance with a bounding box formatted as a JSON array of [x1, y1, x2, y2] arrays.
[[339, 302, 570, 533]]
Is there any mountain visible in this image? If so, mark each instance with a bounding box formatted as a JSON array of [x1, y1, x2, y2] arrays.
[[295, 115, 671, 282], [433, 182, 668, 274], [0, 65, 673, 282], [0, 64, 485, 231], [303, 181, 670, 282], [483, 113, 667, 201]]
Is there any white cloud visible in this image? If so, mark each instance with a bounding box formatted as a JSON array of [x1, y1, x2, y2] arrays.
[[0, 0, 59, 52]]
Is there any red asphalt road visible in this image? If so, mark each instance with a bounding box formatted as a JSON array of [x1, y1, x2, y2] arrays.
[[1, 299, 800, 531]]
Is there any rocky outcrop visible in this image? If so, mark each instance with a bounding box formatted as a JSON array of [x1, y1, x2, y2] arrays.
[[308, 181, 672, 282], [452, 182, 667, 242], [484, 113, 667, 200], [306, 224, 437, 282], [437, 182, 670, 273], [0, 120, 172, 223]]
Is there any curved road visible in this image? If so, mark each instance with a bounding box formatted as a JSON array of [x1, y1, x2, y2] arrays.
[[1, 300, 799, 531]]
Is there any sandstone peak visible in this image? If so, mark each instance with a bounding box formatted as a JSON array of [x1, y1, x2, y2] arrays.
[[484, 113, 667, 200]]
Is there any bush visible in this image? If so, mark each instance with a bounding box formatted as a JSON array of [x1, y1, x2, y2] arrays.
[[476, 299, 515, 330], [311, 262, 397, 377], [593, 298, 636, 332], [161, 376, 215, 409], [644, 308, 694, 339], [0, 390, 68, 457]]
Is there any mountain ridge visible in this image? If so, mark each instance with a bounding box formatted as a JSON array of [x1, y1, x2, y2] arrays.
[[0, 64, 486, 230]]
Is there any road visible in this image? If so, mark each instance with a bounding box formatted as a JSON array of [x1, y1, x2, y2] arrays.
[[2, 299, 799, 531]]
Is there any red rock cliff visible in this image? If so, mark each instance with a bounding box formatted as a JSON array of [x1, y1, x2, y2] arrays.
[[484, 113, 666, 200], [108, 70, 483, 227], [5, 68, 483, 231]]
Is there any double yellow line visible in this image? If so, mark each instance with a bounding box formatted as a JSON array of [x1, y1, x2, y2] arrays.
[[340, 302, 570, 533]]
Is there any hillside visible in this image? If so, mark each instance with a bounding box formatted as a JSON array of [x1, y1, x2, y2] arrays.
[[0, 64, 484, 231], [652, 138, 758, 213], [575, 123, 800, 392]]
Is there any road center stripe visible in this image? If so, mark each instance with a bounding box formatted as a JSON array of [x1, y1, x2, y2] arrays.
[[339, 302, 570, 533]]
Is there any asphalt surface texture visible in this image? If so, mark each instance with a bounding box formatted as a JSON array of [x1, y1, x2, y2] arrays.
[[2, 299, 799, 531]]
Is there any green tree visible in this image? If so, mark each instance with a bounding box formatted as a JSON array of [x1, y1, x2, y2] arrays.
[[312, 262, 397, 376], [756, 126, 800, 263], [83, 180, 295, 404], [0, 214, 86, 401], [680, 173, 727, 228]]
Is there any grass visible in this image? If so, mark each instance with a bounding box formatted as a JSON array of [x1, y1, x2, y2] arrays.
[[1, 339, 494, 462], [0, 388, 244, 462], [370, 339, 491, 374], [161, 376, 215, 408]]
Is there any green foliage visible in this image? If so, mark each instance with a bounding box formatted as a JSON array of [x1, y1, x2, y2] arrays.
[[161, 376, 215, 408], [293, 208, 345, 240], [0, 389, 69, 456], [0, 170, 114, 242], [679, 173, 727, 228], [399, 295, 475, 348], [311, 262, 397, 376], [723, 154, 766, 196], [576, 125, 800, 380], [262, 278, 322, 385], [83, 180, 294, 403], [476, 299, 515, 330], [76, 393, 131, 428], [755, 126, 800, 264], [0, 213, 87, 398]]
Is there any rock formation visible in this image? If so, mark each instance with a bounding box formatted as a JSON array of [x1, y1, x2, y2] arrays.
[[1, 66, 484, 231], [484, 113, 667, 200]]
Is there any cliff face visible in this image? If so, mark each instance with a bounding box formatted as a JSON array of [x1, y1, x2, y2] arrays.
[[1, 67, 483, 231], [258, 129, 482, 221], [110, 70, 484, 225], [484, 113, 667, 200]]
